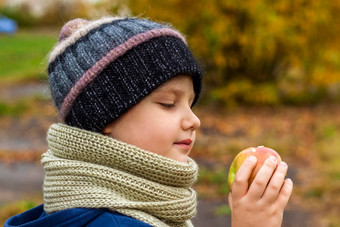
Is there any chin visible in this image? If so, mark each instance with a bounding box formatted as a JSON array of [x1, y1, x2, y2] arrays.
[[175, 155, 189, 163], [167, 148, 190, 163]]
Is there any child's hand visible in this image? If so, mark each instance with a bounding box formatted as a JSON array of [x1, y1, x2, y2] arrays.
[[228, 156, 293, 227]]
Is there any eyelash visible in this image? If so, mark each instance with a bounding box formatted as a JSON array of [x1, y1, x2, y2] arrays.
[[160, 103, 175, 108]]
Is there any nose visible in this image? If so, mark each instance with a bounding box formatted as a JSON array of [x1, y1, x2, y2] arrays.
[[182, 108, 201, 131]]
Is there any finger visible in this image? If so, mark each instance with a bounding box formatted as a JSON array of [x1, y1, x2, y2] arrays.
[[262, 161, 288, 202], [228, 193, 233, 212], [248, 156, 278, 199], [232, 156, 257, 200], [276, 178, 293, 209]]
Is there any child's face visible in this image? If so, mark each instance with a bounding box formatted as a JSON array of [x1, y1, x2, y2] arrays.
[[103, 75, 201, 162]]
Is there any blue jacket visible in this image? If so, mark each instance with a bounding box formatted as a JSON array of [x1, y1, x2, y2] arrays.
[[5, 204, 152, 227]]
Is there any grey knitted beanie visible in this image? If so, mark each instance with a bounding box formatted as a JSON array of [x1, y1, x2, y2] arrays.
[[48, 17, 202, 132]]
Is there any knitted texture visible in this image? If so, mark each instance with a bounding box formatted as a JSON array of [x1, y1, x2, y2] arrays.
[[42, 123, 198, 227], [48, 17, 202, 132]]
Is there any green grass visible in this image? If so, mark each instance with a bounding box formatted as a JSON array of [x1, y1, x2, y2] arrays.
[[215, 204, 231, 216], [0, 30, 57, 83], [0, 198, 42, 226], [0, 100, 27, 117]]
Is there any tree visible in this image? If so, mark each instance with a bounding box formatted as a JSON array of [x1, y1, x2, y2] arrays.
[[127, 0, 340, 104]]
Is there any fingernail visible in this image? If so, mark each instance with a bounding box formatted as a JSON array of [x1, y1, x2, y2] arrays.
[[268, 156, 277, 162], [286, 178, 293, 184], [247, 156, 257, 162], [280, 161, 287, 167]]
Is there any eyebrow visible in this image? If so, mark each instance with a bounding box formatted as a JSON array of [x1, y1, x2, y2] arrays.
[[153, 86, 195, 101], [154, 86, 193, 95]]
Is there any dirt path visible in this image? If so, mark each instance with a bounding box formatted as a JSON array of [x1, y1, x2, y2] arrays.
[[0, 162, 44, 204]]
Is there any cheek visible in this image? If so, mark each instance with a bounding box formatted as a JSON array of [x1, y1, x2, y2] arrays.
[[143, 119, 175, 141], [136, 118, 177, 153]]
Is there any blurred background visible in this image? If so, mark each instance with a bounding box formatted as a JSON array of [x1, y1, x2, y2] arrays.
[[1, 0, 340, 226]]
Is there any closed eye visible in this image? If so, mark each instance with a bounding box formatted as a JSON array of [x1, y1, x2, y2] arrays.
[[160, 103, 175, 108]]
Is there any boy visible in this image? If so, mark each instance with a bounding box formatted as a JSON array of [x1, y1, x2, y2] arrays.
[[5, 16, 292, 227]]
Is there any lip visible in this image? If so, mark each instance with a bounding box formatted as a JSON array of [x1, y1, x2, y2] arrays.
[[174, 139, 193, 151], [175, 139, 193, 145]]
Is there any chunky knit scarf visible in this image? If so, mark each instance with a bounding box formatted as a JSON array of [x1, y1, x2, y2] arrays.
[[42, 123, 198, 227]]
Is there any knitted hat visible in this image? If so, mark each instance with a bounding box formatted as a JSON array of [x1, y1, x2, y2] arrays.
[[48, 17, 202, 132]]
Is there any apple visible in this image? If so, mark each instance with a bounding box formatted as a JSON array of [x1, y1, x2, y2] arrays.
[[228, 146, 282, 191]]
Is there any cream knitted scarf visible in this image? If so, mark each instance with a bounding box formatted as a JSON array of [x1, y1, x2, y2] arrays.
[[42, 123, 198, 227]]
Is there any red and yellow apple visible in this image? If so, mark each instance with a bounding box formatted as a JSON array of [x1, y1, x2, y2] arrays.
[[228, 146, 282, 191]]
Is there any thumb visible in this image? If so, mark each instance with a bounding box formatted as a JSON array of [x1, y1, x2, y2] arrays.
[[228, 193, 233, 212]]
